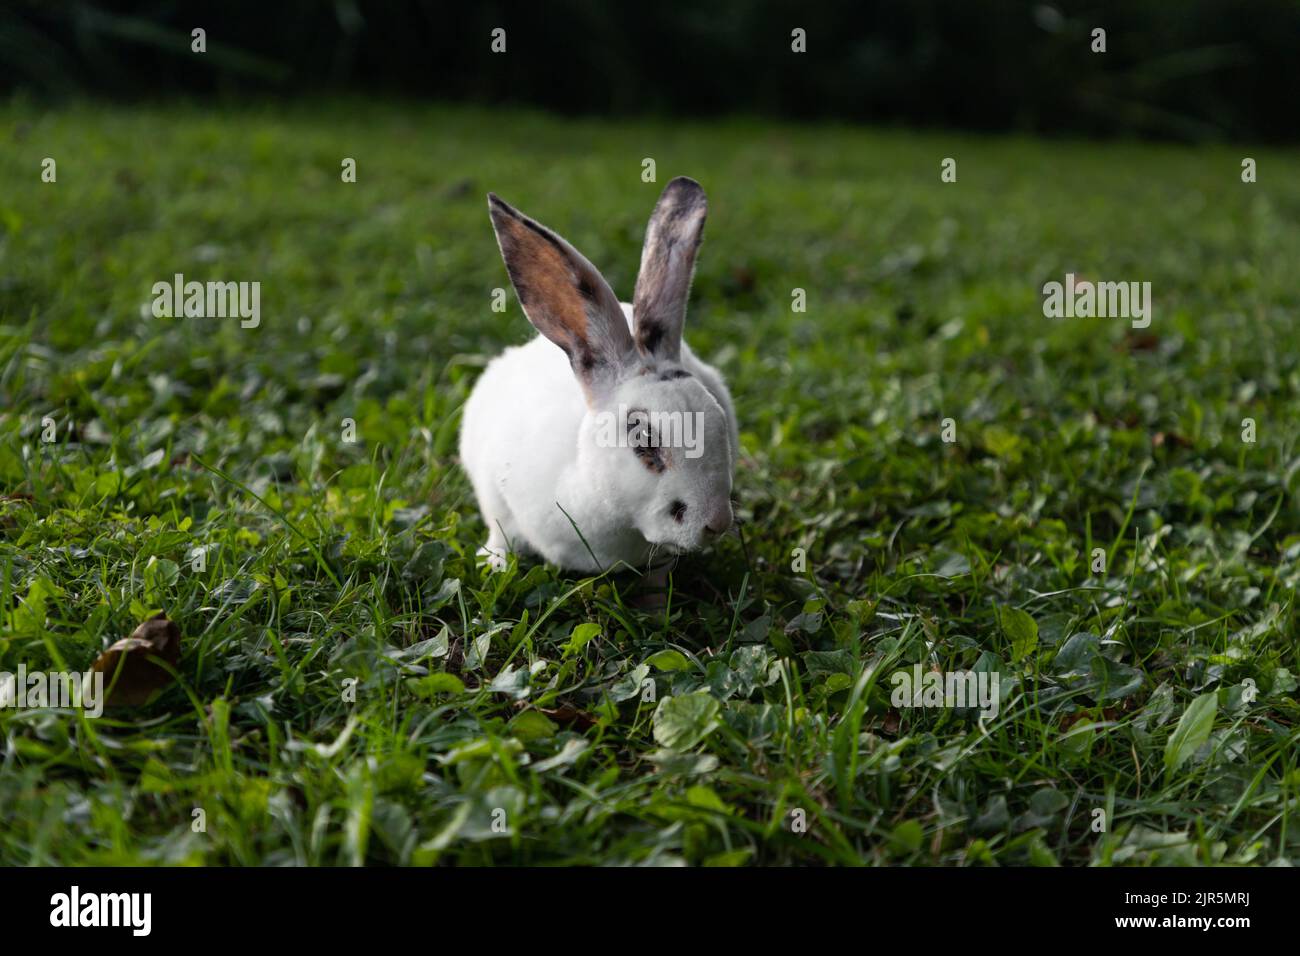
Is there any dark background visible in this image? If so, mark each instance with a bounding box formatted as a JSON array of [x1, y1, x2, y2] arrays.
[[3, 0, 1298, 142]]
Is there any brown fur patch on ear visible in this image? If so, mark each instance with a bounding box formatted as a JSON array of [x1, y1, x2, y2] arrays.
[[491, 198, 590, 356], [488, 193, 635, 400]]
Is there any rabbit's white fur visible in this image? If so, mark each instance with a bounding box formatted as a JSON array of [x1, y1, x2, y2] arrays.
[[460, 178, 737, 573]]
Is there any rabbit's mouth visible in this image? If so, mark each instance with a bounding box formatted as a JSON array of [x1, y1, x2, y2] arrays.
[[646, 540, 688, 558]]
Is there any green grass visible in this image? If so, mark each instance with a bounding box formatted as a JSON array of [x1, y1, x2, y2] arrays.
[[1, 100, 1298, 866]]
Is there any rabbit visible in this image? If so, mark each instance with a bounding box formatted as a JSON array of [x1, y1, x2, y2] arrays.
[[459, 176, 738, 577]]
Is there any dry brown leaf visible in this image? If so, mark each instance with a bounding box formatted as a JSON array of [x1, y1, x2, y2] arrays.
[[1152, 431, 1192, 449], [1122, 330, 1161, 352], [518, 701, 598, 731], [92, 613, 181, 707]]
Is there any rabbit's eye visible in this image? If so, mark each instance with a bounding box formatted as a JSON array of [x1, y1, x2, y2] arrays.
[[626, 410, 651, 444], [634, 443, 665, 474], [627, 411, 665, 473]]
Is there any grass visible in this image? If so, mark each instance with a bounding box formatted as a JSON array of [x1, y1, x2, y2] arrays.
[[1, 99, 1298, 866]]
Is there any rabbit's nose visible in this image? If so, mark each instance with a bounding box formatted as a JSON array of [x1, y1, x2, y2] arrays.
[[703, 502, 733, 536]]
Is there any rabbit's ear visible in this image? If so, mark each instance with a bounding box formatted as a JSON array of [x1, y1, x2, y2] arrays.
[[633, 177, 707, 362], [489, 193, 635, 401]]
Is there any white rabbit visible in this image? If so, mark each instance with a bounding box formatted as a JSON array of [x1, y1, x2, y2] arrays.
[[459, 177, 738, 575]]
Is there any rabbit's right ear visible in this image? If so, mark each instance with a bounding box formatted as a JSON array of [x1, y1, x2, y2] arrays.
[[633, 177, 707, 363], [488, 194, 635, 403]]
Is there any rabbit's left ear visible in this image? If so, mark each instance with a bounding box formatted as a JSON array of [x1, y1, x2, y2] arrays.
[[488, 193, 635, 404], [633, 177, 707, 363]]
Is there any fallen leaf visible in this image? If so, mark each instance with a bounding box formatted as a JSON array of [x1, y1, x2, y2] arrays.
[[1122, 330, 1160, 352], [1152, 431, 1192, 449], [534, 702, 599, 731], [92, 613, 181, 707], [728, 265, 756, 294]]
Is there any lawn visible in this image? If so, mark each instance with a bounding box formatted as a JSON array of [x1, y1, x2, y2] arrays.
[[1, 100, 1297, 865]]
